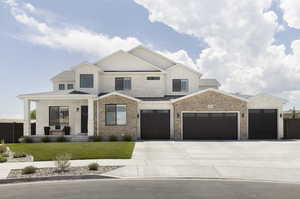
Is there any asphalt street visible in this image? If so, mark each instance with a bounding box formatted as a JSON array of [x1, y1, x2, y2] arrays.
[[1, 179, 300, 199]]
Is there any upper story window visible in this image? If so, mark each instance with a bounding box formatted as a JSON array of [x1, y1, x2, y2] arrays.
[[58, 84, 65, 90], [115, 77, 131, 91], [67, 84, 74, 90], [147, 76, 160, 80], [105, 104, 127, 126], [80, 74, 94, 88], [172, 79, 189, 92]]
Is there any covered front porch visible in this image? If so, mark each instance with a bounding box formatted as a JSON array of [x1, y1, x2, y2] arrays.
[[18, 91, 98, 137]]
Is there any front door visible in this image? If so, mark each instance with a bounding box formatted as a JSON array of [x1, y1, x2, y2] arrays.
[[81, 106, 88, 133]]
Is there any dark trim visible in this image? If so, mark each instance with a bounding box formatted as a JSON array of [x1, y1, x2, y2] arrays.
[[104, 70, 161, 72], [69, 90, 89, 94]]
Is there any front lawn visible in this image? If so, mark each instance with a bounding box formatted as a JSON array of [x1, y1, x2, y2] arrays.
[[8, 142, 135, 161]]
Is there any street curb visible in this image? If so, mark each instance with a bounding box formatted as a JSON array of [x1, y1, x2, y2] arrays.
[[0, 175, 117, 184]]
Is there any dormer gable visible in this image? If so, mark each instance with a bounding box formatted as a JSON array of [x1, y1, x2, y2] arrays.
[[95, 50, 163, 72]]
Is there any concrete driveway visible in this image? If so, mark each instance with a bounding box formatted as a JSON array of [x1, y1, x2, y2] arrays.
[[105, 140, 300, 182]]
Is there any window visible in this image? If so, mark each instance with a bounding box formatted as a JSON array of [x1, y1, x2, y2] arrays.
[[67, 84, 74, 90], [172, 79, 189, 92], [147, 76, 160, 80], [105, 104, 127, 125], [58, 84, 65, 90], [115, 77, 131, 90], [49, 106, 69, 126], [80, 74, 94, 88]]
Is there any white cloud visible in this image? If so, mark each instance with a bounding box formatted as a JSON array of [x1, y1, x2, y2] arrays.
[[280, 0, 300, 29], [3, 0, 142, 57], [135, 0, 300, 108]]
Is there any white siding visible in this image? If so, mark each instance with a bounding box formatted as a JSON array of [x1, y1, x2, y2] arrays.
[[36, 100, 87, 135], [166, 64, 200, 95], [97, 51, 159, 71], [99, 73, 165, 97], [74, 64, 100, 94]]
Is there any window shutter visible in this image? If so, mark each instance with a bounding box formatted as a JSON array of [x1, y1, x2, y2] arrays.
[[172, 79, 181, 92]]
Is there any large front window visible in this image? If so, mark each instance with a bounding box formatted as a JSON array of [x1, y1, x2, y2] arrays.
[[115, 77, 131, 90], [172, 79, 189, 92], [49, 106, 69, 126], [105, 104, 127, 126], [80, 74, 94, 88]]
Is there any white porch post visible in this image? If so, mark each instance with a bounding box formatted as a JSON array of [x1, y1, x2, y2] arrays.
[[88, 98, 94, 136], [24, 99, 31, 136]]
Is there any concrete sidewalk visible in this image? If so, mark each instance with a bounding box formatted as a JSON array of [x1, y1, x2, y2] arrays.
[[2, 141, 300, 183]]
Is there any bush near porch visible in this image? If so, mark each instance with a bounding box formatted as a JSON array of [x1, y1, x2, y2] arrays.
[[8, 142, 135, 161]]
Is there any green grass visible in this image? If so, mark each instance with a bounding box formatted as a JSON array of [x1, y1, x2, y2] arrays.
[[8, 142, 135, 161]]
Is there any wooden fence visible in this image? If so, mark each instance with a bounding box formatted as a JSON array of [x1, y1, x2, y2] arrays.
[[284, 119, 300, 139]]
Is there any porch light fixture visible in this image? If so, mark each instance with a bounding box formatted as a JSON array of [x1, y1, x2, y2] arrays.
[[241, 113, 245, 118], [177, 113, 180, 118], [137, 113, 139, 118], [280, 113, 282, 118], [76, 107, 80, 112]]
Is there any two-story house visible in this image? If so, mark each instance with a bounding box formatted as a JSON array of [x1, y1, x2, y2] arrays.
[[18, 46, 287, 140]]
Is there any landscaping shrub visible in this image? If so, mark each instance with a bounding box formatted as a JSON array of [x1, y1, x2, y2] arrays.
[[13, 152, 27, 158], [41, 136, 50, 143], [2, 153, 9, 158], [0, 155, 7, 163], [88, 162, 99, 171], [109, 135, 118, 142], [89, 136, 102, 142], [56, 136, 67, 142], [54, 153, 71, 172], [22, 166, 36, 174], [122, 135, 132, 141], [19, 136, 33, 143], [0, 144, 7, 154]]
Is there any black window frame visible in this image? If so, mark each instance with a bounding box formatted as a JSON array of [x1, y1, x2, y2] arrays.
[[147, 76, 160, 80], [58, 84, 65, 90], [49, 106, 69, 126], [80, 74, 94, 88], [67, 84, 74, 90], [115, 77, 131, 91], [105, 104, 127, 126], [172, 79, 189, 92]]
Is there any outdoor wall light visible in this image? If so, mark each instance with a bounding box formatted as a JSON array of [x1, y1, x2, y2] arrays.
[[241, 113, 245, 118], [76, 107, 80, 112], [137, 113, 139, 118], [177, 113, 180, 118], [280, 113, 282, 118]]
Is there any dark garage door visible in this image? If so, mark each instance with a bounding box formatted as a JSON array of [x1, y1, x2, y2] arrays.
[[249, 109, 277, 139], [183, 113, 238, 140], [141, 110, 170, 139]]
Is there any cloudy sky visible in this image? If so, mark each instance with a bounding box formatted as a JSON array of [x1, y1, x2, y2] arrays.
[[0, 0, 300, 118]]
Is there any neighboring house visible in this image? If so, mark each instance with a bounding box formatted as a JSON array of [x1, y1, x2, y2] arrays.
[[18, 45, 287, 140]]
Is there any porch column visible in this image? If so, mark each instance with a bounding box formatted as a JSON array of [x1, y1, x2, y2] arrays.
[[24, 99, 31, 136], [88, 98, 94, 136]]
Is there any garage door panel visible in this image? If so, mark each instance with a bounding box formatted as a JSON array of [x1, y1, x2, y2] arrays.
[[141, 110, 170, 139], [183, 113, 238, 140], [249, 109, 277, 139]]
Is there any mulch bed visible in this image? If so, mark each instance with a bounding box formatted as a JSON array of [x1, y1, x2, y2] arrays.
[[7, 166, 122, 179]]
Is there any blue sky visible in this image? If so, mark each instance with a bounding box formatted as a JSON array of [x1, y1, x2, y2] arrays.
[[0, 0, 300, 118]]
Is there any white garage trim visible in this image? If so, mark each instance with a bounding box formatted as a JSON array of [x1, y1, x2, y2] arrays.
[[180, 111, 241, 140]]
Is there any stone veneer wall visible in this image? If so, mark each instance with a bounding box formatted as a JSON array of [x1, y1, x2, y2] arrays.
[[173, 91, 248, 140], [97, 95, 138, 139]]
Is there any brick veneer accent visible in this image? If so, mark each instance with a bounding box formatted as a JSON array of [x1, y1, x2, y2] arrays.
[[97, 95, 138, 140], [173, 90, 248, 140]]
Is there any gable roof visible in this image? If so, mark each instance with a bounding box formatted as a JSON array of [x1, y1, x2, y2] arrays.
[[166, 63, 202, 76], [248, 93, 288, 104], [51, 70, 75, 82], [128, 45, 176, 70], [199, 79, 221, 87], [95, 50, 164, 72], [70, 62, 102, 71], [171, 88, 248, 103], [97, 92, 142, 102]]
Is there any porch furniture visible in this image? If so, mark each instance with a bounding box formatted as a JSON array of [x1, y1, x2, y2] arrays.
[[63, 126, 70, 135]]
